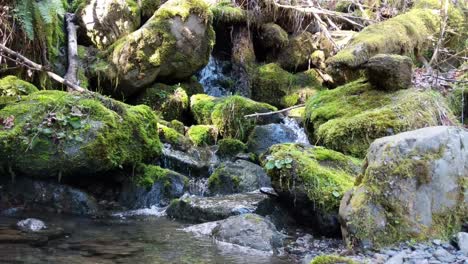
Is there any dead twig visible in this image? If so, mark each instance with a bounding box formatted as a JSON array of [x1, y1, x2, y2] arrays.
[[244, 104, 305, 118]]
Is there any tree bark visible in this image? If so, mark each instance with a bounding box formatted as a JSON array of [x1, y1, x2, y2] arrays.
[[64, 13, 79, 90]]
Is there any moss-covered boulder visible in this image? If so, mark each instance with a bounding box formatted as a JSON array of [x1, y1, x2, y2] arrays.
[[365, 54, 413, 91], [80, 0, 141, 49], [106, 0, 215, 96], [277, 31, 317, 71], [251, 63, 323, 108], [0, 76, 39, 107], [327, 7, 439, 83], [190, 94, 277, 141], [258, 23, 289, 49], [120, 164, 187, 208], [158, 123, 191, 150], [187, 125, 218, 146], [211, 0, 248, 25], [304, 79, 457, 158], [216, 138, 246, 158], [134, 83, 189, 121], [339, 126, 468, 248], [208, 159, 271, 195], [261, 143, 360, 235], [0, 90, 161, 178]]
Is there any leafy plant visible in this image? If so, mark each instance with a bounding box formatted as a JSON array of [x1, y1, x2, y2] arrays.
[[265, 156, 293, 170]]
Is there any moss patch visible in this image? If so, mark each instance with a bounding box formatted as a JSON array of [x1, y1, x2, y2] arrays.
[[262, 143, 360, 213], [304, 79, 456, 158], [187, 125, 218, 146], [211, 0, 247, 24], [309, 255, 357, 264], [217, 138, 246, 157], [0, 76, 39, 97]]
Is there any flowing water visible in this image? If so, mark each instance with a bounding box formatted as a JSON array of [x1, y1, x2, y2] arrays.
[[0, 213, 292, 264], [197, 56, 234, 97], [282, 117, 311, 145]]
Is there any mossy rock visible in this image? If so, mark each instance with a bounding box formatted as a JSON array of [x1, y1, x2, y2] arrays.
[[448, 71, 468, 125], [187, 125, 218, 146], [258, 23, 289, 49], [105, 0, 215, 96], [309, 255, 357, 264], [140, 0, 162, 18], [134, 83, 189, 121], [251, 63, 323, 108], [277, 31, 317, 72], [169, 119, 186, 134], [0, 90, 161, 178], [217, 138, 246, 158], [158, 123, 191, 150], [211, 0, 248, 24], [0, 76, 39, 107], [365, 54, 413, 91], [339, 126, 468, 248], [327, 7, 440, 70], [304, 79, 457, 158], [261, 143, 360, 234], [190, 94, 277, 141]]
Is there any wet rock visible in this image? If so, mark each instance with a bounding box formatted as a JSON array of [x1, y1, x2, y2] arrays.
[[1, 178, 98, 216], [365, 54, 412, 91], [339, 126, 468, 248], [166, 192, 270, 223], [119, 168, 187, 208], [247, 123, 297, 155], [160, 144, 217, 176], [80, 0, 141, 49], [456, 232, 468, 256], [212, 214, 285, 252], [17, 219, 46, 232], [208, 159, 271, 195]]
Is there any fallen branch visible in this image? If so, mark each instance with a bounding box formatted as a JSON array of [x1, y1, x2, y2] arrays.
[[0, 43, 86, 93], [244, 104, 305, 118]]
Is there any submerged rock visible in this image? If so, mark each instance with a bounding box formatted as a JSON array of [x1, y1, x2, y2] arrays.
[[17, 219, 46, 232], [0, 90, 161, 178], [247, 123, 297, 155], [304, 79, 456, 158], [166, 192, 270, 223], [365, 54, 412, 91], [261, 143, 360, 235], [80, 0, 141, 49], [105, 0, 215, 96], [120, 165, 187, 208], [1, 177, 98, 215], [339, 126, 468, 248], [208, 159, 271, 195]]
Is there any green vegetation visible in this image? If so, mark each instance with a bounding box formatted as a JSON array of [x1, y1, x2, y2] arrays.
[[0, 90, 161, 178], [135, 164, 170, 188], [259, 23, 289, 49], [309, 255, 357, 264], [277, 31, 317, 71], [304, 79, 456, 158], [262, 144, 360, 212], [0, 76, 39, 98], [252, 63, 323, 108], [187, 125, 218, 146], [217, 138, 246, 157], [211, 0, 247, 24]]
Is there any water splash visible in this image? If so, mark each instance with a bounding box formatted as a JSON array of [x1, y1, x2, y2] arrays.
[[187, 178, 210, 196], [197, 56, 233, 97], [112, 205, 167, 218], [282, 117, 310, 145]]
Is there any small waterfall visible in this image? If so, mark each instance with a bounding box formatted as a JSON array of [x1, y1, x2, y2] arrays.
[[197, 56, 234, 97], [187, 178, 210, 197], [282, 117, 310, 145]]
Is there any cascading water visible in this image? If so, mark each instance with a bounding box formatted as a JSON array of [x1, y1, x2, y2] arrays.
[[282, 117, 310, 145], [187, 178, 210, 197], [197, 56, 235, 97]]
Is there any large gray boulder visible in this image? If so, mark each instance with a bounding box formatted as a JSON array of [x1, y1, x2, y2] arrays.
[[208, 159, 271, 195], [107, 0, 214, 96], [80, 0, 141, 49], [247, 124, 297, 155], [339, 126, 468, 248]]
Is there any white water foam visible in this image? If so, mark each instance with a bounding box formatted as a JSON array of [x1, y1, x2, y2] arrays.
[[112, 205, 167, 218], [282, 117, 310, 145]]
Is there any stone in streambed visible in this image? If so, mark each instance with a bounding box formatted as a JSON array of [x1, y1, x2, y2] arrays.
[[247, 123, 297, 156]]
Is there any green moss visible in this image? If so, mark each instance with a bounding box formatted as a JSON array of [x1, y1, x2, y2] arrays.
[[140, 0, 161, 18], [135, 83, 189, 121], [252, 63, 323, 108], [328, 8, 440, 68], [169, 119, 186, 134], [309, 255, 357, 264], [217, 138, 246, 157], [448, 73, 468, 125], [259, 23, 289, 49], [0, 76, 39, 97], [187, 125, 218, 146], [158, 124, 187, 145], [0, 90, 161, 178], [135, 164, 170, 188], [211, 95, 276, 141], [304, 79, 457, 158], [277, 31, 317, 71], [211, 0, 247, 24], [262, 144, 359, 212], [190, 94, 219, 124]]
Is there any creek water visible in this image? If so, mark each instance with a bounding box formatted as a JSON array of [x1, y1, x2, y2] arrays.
[[0, 213, 291, 264]]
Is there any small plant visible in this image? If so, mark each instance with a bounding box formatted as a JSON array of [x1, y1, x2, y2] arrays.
[[264, 155, 293, 170]]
